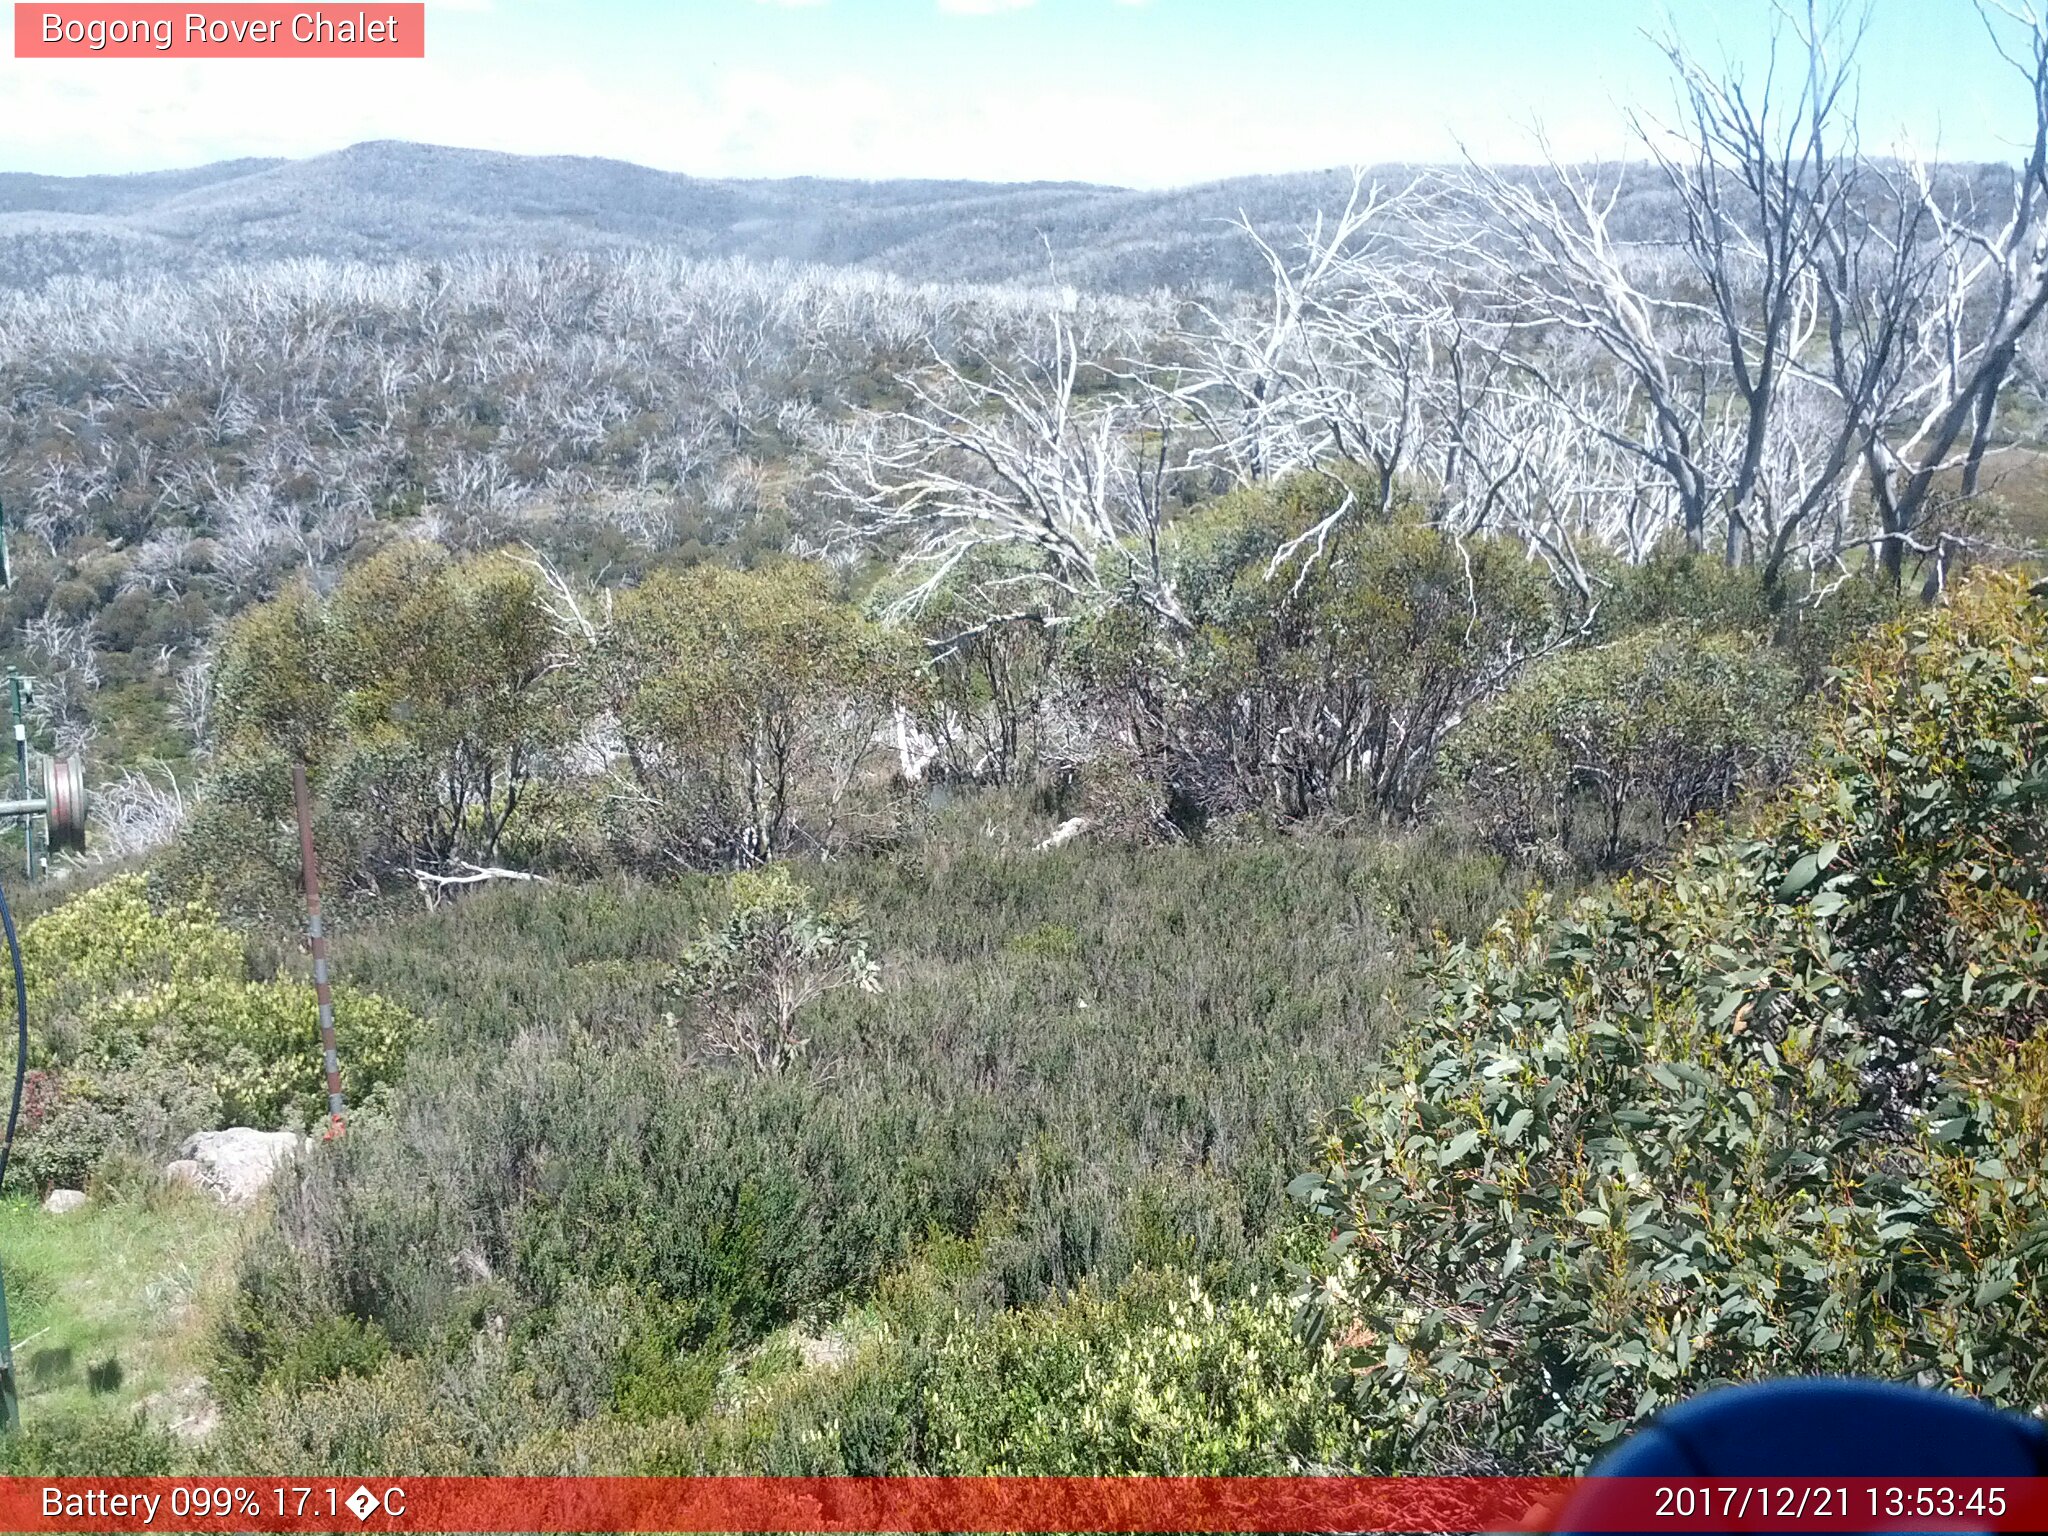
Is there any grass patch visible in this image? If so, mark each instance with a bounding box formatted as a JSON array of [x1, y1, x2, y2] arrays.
[[0, 1188, 241, 1432]]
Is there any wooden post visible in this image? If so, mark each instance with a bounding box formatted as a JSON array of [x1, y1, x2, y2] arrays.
[[292, 763, 346, 1138]]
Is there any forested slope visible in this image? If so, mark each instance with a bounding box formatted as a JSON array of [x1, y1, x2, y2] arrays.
[[6, 0, 2048, 1482]]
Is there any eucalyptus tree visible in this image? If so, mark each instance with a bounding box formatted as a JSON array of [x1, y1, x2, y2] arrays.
[[207, 542, 572, 883], [598, 561, 917, 867]]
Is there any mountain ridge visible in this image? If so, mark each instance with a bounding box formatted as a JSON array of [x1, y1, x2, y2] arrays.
[[0, 140, 1375, 290], [0, 140, 2010, 295]]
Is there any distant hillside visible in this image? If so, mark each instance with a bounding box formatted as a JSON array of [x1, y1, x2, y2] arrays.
[[0, 141, 1400, 292], [0, 141, 2013, 295]]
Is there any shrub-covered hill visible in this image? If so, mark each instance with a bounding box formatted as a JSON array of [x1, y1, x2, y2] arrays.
[[9, 570, 2043, 1476], [172, 571, 2048, 1478], [173, 820, 1518, 1473], [1296, 571, 2048, 1472]]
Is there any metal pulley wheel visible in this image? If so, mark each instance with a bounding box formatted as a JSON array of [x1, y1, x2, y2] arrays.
[[41, 753, 84, 854]]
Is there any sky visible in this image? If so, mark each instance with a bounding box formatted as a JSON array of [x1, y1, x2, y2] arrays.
[[0, 0, 2027, 186]]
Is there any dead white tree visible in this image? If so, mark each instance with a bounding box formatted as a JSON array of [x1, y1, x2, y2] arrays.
[[171, 653, 215, 750], [86, 765, 188, 861], [20, 609, 100, 758], [1852, 3, 2048, 580], [1444, 0, 2048, 588], [1439, 377, 1665, 597], [1156, 174, 1447, 511], [1444, 145, 1721, 555], [826, 308, 1187, 629], [1633, 1, 1861, 570]]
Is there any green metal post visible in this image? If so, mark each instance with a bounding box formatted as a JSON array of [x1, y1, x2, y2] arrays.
[[0, 1255, 17, 1432], [8, 678, 25, 882]]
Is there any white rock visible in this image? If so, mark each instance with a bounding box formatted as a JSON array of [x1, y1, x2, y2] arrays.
[[162, 1159, 206, 1192], [178, 1128, 303, 1206], [795, 1329, 853, 1371], [40, 1188, 86, 1215]]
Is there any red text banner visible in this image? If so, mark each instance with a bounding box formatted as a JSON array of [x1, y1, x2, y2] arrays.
[[14, 5, 424, 58], [11, 1476, 2048, 1532]]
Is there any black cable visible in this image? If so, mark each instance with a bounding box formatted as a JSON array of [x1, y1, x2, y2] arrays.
[[0, 877, 26, 1194]]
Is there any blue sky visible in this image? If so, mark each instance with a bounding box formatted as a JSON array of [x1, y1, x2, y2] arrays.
[[0, 0, 2023, 184]]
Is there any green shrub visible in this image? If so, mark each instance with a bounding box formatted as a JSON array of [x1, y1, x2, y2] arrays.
[[1588, 546, 1774, 639], [619, 1337, 937, 1476], [14, 1057, 217, 1191], [216, 832, 1446, 1409], [671, 865, 879, 1073], [1080, 483, 1557, 823], [23, 873, 242, 1031], [514, 1279, 652, 1425], [1004, 922, 1080, 960], [610, 1316, 727, 1425], [485, 1268, 1359, 1477], [1776, 577, 1912, 693], [83, 978, 416, 1128], [882, 548, 1059, 788], [263, 1314, 394, 1393], [12, 876, 421, 1192], [1449, 624, 1801, 867], [601, 561, 916, 866], [1296, 572, 2048, 1473], [928, 1271, 1356, 1474], [160, 748, 315, 920], [207, 545, 576, 886], [1587, 548, 1911, 692], [1340, 823, 1535, 944], [0, 1410, 181, 1474], [504, 1041, 959, 1347], [207, 1338, 558, 1477]]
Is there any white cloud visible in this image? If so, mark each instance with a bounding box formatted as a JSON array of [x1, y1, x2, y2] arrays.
[[0, 0, 1995, 188], [0, 21, 1634, 188]]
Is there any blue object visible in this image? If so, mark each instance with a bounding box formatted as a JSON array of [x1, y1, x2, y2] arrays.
[[1552, 1378, 2048, 1534]]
